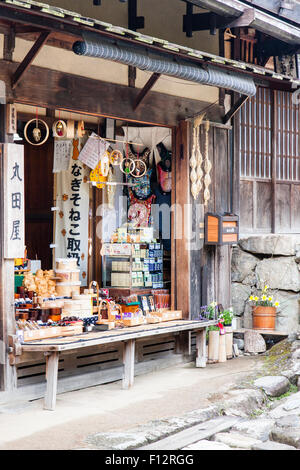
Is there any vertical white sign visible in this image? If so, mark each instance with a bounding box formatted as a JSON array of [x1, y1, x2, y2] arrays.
[[3, 143, 25, 259]]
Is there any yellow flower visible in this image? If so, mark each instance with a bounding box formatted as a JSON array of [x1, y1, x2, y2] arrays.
[[261, 295, 267, 301], [268, 296, 273, 302], [254, 296, 259, 302], [275, 301, 279, 307], [249, 295, 254, 301], [263, 284, 269, 292]]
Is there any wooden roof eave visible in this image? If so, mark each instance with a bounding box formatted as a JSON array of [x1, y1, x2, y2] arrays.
[[0, 0, 299, 93]]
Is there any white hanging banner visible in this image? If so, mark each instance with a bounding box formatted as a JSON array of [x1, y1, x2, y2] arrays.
[[3, 143, 25, 259], [78, 132, 109, 169], [55, 139, 90, 285]]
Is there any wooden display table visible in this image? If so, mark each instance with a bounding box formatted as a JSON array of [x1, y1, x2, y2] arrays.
[[18, 320, 216, 411]]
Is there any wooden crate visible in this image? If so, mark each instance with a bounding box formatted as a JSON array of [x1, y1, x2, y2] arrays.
[[21, 323, 83, 342]]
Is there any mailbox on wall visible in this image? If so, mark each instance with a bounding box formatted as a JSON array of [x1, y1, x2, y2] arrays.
[[204, 213, 239, 246]]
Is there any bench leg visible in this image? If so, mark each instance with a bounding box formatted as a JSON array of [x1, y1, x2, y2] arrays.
[[44, 352, 59, 411], [122, 339, 135, 389], [196, 328, 207, 368]]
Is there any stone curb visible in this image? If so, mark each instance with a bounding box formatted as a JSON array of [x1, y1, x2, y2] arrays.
[[81, 388, 266, 450]]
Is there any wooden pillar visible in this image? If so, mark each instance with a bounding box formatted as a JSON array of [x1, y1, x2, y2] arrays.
[[0, 80, 17, 392], [271, 90, 278, 234], [122, 339, 135, 389], [44, 352, 59, 411]]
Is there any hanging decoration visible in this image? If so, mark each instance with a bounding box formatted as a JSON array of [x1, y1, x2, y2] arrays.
[[100, 150, 110, 177], [106, 167, 116, 209], [77, 120, 85, 138], [128, 189, 155, 228], [129, 159, 147, 178], [190, 114, 204, 200], [66, 120, 75, 139], [89, 160, 107, 189], [109, 149, 123, 166], [120, 157, 135, 175], [24, 117, 49, 146], [203, 120, 212, 206], [52, 119, 67, 138]]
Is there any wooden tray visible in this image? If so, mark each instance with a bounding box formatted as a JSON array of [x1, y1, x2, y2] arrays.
[[21, 323, 83, 342], [122, 317, 145, 327], [145, 315, 162, 324], [152, 310, 182, 322]]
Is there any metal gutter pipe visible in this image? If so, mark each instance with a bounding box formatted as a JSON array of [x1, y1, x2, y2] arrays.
[[73, 34, 257, 96]]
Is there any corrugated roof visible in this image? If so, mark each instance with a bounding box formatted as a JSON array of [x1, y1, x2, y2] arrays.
[[1, 0, 300, 88]]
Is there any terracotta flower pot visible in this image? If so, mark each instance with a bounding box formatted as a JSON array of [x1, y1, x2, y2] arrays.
[[252, 306, 276, 330]]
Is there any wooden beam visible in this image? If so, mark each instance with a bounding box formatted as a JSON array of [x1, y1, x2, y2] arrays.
[[3, 27, 15, 62], [11, 31, 51, 89], [133, 73, 161, 111], [0, 61, 223, 126], [227, 8, 255, 28], [223, 95, 249, 124]]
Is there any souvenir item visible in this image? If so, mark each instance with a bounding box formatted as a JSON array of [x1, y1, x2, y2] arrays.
[[100, 151, 110, 177], [52, 120, 67, 138], [77, 120, 85, 138], [109, 150, 123, 166], [157, 142, 172, 193], [120, 158, 135, 175], [128, 169, 152, 199], [130, 159, 147, 178], [128, 189, 155, 228], [157, 162, 171, 193], [128, 144, 150, 166], [90, 160, 107, 189], [24, 118, 49, 146], [203, 120, 212, 206], [66, 120, 75, 139], [190, 114, 205, 200]]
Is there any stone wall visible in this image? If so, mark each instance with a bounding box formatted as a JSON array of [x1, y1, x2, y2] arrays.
[[231, 235, 300, 335]]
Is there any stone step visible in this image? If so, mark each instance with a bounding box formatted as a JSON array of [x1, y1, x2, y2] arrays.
[[252, 440, 297, 451], [139, 416, 241, 450], [212, 431, 262, 449], [182, 440, 235, 450]]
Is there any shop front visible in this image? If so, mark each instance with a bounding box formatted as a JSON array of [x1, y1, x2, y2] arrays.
[[0, 0, 298, 407]]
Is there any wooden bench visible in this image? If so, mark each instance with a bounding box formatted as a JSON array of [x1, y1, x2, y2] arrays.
[[16, 320, 216, 411]]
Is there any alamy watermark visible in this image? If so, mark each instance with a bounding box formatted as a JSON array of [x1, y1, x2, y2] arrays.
[[95, 196, 205, 252]]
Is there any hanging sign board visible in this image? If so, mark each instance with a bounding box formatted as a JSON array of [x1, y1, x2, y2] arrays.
[[3, 143, 25, 259], [78, 132, 109, 169]]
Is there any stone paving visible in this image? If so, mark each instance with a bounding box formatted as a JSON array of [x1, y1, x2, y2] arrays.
[[79, 336, 300, 450]]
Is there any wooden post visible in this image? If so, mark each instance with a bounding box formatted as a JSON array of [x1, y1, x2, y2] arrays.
[[271, 89, 278, 234], [44, 352, 59, 411], [0, 80, 17, 393], [122, 339, 135, 389], [195, 328, 207, 368]]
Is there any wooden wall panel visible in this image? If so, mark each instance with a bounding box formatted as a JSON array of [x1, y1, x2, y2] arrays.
[[291, 184, 300, 230], [276, 184, 291, 232], [240, 180, 254, 231], [189, 123, 232, 316], [256, 181, 272, 230]]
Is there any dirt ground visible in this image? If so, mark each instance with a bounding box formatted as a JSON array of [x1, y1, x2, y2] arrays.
[[0, 356, 260, 450]]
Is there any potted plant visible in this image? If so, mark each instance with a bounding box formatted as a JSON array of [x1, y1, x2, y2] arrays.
[[248, 284, 279, 330]]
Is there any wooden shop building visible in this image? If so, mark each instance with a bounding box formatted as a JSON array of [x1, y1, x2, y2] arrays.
[[0, 0, 299, 407]]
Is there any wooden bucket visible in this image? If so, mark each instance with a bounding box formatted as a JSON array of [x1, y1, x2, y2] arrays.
[[252, 306, 276, 330]]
